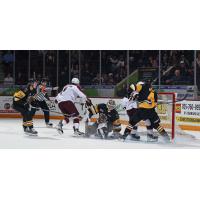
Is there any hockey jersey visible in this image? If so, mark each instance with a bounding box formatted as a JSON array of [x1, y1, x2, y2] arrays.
[[135, 82, 157, 109], [35, 84, 49, 101], [89, 103, 120, 123], [121, 97, 138, 111], [56, 84, 87, 103], [13, 86, 32, 107]]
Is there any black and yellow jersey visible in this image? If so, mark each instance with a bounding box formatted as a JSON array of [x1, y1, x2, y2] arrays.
[[135, 82, 157, 109], [13, 86, 33, 106]]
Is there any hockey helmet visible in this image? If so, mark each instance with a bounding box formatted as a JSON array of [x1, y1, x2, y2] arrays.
[[107, 99, 116, 110], [72, 77, 80, 85], [137, 81, 145, 85]]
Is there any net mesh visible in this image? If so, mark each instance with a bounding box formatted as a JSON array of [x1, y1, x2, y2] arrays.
[[157, 92, 187, 140], [157, 94, 173, 140]]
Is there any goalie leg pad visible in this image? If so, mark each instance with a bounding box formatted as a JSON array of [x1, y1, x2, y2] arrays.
[[97, 127, 108, 139], [97, 122, 108, 139], [85, 121, 98, 137]]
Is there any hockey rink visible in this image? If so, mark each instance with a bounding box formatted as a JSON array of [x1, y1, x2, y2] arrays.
[[0, 118, 200, 148]]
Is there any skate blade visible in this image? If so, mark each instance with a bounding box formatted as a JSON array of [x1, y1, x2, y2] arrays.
[[147, 138, 158, 143], [118, 137, 126, 142], [130, 137, 140, 141], [56, 129, 63, 135], [46, 125, 53, 128], [73, 133, 84, 137], [24, 132, 38, 136]]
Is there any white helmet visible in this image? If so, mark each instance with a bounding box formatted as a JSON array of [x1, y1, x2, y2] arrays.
[[137, 81, 145, 85], [71, 78, 80, 85]]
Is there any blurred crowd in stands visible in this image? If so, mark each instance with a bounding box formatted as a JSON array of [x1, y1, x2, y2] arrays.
[[160, 51, 194, 85], [0, 50, 199, 91]]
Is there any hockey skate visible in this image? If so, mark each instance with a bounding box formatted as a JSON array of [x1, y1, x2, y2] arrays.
[[46, 122, 53, 128], [56, 121, 63, 134], [130, 133, 140, 141], [109, 132, 121, 139], [161, 131, 170, 142], [24, 127, 38, 136], [73, 126, 84, 136], [74, 129, 85, 136], [147, 133, 158, 142], [98, 131, 108, 139], [119, 132, 129, 141], [96, 126, 108, 139]]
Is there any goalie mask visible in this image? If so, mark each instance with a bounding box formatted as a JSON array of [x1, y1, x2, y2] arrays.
[[107, 99, 116, 110]]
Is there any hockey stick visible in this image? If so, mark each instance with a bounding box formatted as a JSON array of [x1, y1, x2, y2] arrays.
[[30, 105, 77, 118], [156, 93, 189, 105], [115, 94, 189, 114]]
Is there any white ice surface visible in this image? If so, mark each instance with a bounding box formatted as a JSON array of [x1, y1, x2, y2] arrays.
[[0, 119, 200, 148]]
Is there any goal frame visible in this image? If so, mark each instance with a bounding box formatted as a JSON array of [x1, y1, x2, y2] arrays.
[[158, 92, 176, 140]]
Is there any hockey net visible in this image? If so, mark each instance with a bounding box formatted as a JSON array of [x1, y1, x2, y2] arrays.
[[157, 92, 185, 141]]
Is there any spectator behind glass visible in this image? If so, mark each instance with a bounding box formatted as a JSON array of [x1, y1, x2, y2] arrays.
[[107, 73, 114, 85], [116, 56, 125, 68], [3, 51, 14, 63], [92, 73, 101, 85], [71, 64, 79, 78], [186, 69, 194, 85], [109, 55, 119, 72], [4, 73, 14, 85], [101, 73, 109, 85], [179, 61, 187, 76], [196, 52, 200, 90], [59, 69, 69, 88], [165, 69, 184, 85], [81, 69, 93, 85]]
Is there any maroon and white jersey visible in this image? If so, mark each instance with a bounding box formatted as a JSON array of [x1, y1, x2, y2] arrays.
[[56, 84, 87, 104], [121, 97, 137, 111]]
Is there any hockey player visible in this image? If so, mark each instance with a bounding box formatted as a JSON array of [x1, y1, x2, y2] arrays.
[[85, 99, 122, 139], [55, 78, 88, 136], [12, 83, 38, 136], [121, 96, 140, 140], [122, 81, 170, 142], [30, 78, 53, 127], [122, 91, 158, 142]]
